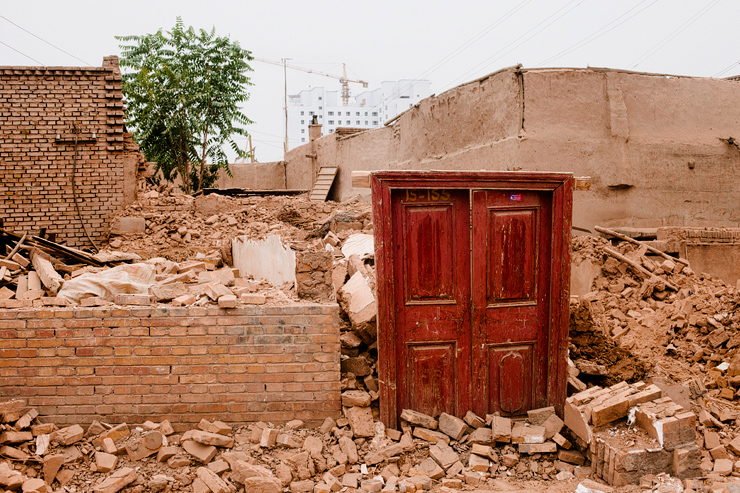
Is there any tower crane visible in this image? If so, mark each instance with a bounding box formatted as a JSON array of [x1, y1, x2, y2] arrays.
[[253, 57, 368, 106]]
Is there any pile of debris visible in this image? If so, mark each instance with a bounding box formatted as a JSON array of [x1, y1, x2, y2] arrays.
[[0, 396, 617, 493], [568, 226, 740, 490], [0, 192, 374, 310], [110, 191, 372, 263]]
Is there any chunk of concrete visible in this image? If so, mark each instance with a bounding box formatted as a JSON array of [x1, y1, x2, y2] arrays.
[[55, 425, 84, 446], [438, 413, 468, 441], [43, 454, 65, 484], [196, 467, 233, 493], [110, 217, 145, 235], [339, 272, 376, 325], [181, 430, 234, 448], [429, 442, 459, 470], [341, 390, 372, 407], [338, 436, 359, 464], [344, 406, 374, 438], [400, 409, 438, 430], [491, 416, 512, 443], [92, 467, 137, 493], [182, 440, 217, 464], [527, 406, 556, 426]]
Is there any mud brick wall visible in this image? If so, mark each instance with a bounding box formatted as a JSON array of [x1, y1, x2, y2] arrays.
[[0, 304, 341, 430], [0, 56, 143, 248]]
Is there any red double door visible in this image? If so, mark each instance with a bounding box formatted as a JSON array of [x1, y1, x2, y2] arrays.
[[373, 174, 571, 428]]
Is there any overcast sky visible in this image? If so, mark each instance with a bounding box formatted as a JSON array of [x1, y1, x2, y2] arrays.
[[1, 0, 737, 162]]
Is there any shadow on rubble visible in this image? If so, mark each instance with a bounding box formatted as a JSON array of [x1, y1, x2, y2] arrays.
[[569, 300, 651, 388]]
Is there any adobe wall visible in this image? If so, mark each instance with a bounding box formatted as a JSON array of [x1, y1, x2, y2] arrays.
[[0, 304, 341, 430], [206, 161, 287, 190], [0, 56, 145, 248], [286, 67, 740, 230]]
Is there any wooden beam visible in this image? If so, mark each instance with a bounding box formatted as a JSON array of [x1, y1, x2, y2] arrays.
[[30, 250, 63, 294], [3, 234, 26, 261], [595, 226, 689, 266], [352, 171, 372, 189], [603, 247, 677, 291]]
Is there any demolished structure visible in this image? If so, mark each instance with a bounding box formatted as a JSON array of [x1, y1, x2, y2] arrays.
[[5, 60, 740, 492]]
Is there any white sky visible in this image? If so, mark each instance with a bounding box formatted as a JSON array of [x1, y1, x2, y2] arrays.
[[1, 0, 737, 163]]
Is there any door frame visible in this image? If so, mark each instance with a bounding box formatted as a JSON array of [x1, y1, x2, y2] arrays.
[[371, 170, 573, 429]]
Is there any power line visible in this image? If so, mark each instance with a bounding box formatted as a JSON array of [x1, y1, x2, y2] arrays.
[[534, 0, 659, 68], [0, 14, 91, 65], [369, 0, 535, 112], [629, 0, 720, 69], [0, 39, 44, 65], [438, 0, 588, 93], [713, 58, 740, 78]]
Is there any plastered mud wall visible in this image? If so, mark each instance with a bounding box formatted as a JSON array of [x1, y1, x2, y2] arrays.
[[286, 67, 740, 229]]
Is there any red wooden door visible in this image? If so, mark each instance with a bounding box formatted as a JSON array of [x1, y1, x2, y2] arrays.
[[372, 171, 572, 429], [471, 190, 552, 416], [390, 188, 472, 418]]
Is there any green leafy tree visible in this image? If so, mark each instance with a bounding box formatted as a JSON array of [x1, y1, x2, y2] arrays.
[[117, 18, 253, 193]]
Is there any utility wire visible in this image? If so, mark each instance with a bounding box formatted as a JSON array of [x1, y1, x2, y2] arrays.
[[629, 0, 719, 69], [0, 39, 44, 65], [534, 0, 659, 67], [0, 14, 91, 65], [369, 0, 534, 112], [438, 0, 587, 93], [713, 57, 740, 78]]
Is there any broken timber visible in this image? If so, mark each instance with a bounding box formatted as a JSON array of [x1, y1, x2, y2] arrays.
[[602, 247, 678, 291], [0, 227, 103, 267], [595, 225, 689, 266]]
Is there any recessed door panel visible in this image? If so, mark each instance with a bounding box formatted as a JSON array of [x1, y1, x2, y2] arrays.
[[406, 343, 456, 417], [402, 205, 456, 303], [488, 345, 534, 415], [487, 209, 538, 305]]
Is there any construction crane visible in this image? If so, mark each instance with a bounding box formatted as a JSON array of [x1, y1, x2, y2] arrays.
[[253, 57, 369, 106]]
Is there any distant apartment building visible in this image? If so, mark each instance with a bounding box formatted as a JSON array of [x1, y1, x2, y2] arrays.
[[287, 79, 431, 149]]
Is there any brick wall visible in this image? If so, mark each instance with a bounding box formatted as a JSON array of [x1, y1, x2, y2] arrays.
[[0, 56, 144, 248], [0, 304, 341, 430]]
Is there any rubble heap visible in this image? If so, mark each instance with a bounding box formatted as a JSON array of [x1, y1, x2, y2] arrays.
[[568, 230, 740, 490], [0, 397, 603, 493]]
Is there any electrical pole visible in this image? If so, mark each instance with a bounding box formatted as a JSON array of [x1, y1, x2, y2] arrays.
[[282, 58, 290, 155]]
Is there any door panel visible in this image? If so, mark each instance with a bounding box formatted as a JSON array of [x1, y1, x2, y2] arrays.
[[373, 171, 572, 429], [402, 205, 456, 303], [407, 343, 457, 417], [472, 190, 552, 416], [489, 345, 534, 415], [487, 208, 538, 305], [392, 189, 471, 418]]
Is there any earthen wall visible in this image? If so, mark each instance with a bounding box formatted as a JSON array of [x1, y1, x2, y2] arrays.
[[0, 304, 341, 430], [286, 67, 740, 230], [0, 56, 144, 248]]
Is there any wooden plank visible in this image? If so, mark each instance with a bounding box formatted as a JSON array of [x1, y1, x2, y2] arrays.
[[0, 228, 103, 267], [352, 171, 372, 189], [603, 247, 678, 291], [30, 249, 63, 294], [3, 234, 26, 261]]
